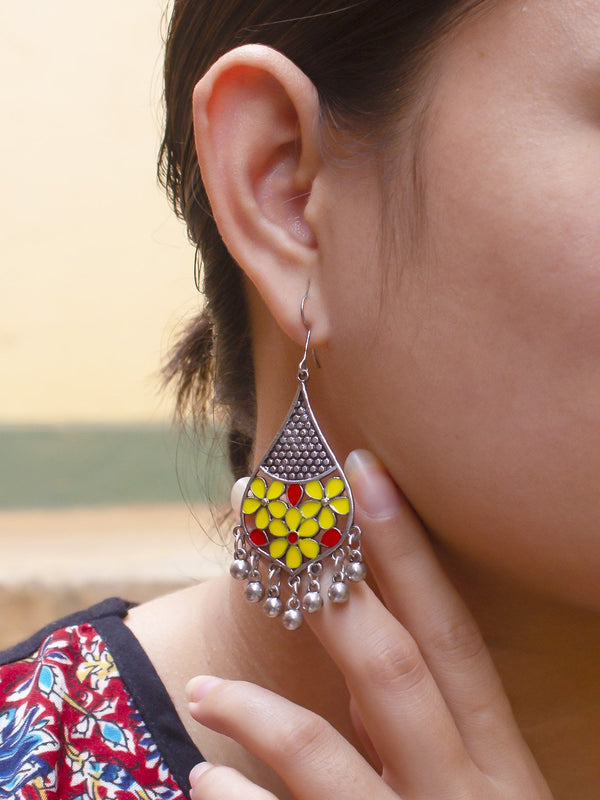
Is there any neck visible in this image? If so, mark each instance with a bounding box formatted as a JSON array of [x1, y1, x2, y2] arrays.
[[191, 574, 361, 799], [209, 575, 354, 723], [439, 544, 600, 798], [242, 332, 600, 796], [195, 543, 600, 799]]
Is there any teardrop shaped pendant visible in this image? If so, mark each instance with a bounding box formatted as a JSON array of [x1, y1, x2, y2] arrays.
[[230, 315, 366, 630]]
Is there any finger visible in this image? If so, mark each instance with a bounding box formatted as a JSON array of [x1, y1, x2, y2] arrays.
[[189, 762, 280, 800], [308, 580, 474, 796], [187, 676, 396, 800], [349, 696, 382, 773], [344, 449, 529, 769]]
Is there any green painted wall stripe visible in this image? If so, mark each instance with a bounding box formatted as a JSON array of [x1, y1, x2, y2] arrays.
[[0, 425, 232, 510]]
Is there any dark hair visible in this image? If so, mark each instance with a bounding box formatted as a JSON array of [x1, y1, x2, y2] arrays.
[[159, 0, 489, 479]]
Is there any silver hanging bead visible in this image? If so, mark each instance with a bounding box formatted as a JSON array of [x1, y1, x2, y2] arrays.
[[302, 591, 324, 613], [328, 581, 350, 604], [230, 559, 250, 581], [245, 581, 265, 603], [263, 596, 284, 617], [346, 561, 367, 583], [282, 608, 303, 630]]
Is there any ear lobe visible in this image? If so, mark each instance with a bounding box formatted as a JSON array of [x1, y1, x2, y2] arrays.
[[192, 44, 328, 346]]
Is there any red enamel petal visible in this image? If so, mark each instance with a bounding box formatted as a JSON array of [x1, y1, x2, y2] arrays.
[[287, 483, 302, 506], [249, 529, 268, 546], [321, 528, 342, 548]]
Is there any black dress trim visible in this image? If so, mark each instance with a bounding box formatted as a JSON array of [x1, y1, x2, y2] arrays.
[[95, 613, 203, 796], [0, 597, 133, 665], [0, 597, 203, 797]]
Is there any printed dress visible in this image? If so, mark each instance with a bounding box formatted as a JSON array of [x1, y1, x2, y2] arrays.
[[0, 598, 203, 799]]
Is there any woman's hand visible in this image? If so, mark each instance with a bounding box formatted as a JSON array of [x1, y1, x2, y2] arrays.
[[186, 450, 553, 799]]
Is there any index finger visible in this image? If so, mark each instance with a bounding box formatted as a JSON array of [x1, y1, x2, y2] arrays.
[[314, 450, 532, 776], [308, 581, 473, 797], [187, 678, 394, 800]]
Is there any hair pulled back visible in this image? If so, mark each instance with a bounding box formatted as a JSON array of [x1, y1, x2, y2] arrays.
[[159, 0, 489, 479]]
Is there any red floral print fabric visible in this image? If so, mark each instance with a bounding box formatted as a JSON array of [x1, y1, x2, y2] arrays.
[[0, 623, 186, 799]]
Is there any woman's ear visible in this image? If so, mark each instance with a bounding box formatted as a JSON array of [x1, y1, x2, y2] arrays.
[[192, 44, 328, 346]]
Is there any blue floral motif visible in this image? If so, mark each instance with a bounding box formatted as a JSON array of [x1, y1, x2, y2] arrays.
[[0, 705, 58, 797], [137, 714, 164, 773], [71, 697, 135, 754], [1, 623, 187, 799], [38, 664, 55, 694], [8, 634, 71, 704], [98, 719, 129, 749], [69, 755, 171, 800]]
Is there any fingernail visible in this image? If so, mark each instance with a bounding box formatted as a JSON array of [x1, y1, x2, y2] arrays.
[[186, 675, 223, 703], [190, 761, 213, 783], [345, 449, 403, 519]]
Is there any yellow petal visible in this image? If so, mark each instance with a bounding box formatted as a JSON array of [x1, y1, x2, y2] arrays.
[[242, 497, 261, 514], [318, 507, 335, 530], [330, 497, 350, 515], [255, 507, 270, 529], [251, 478, 266, 499], [286, 545, 302, 570], [267, 500, 287, 519], [269, 519, 287, 537], [269, 539, 288, 559], [300, 501, 321, 520], [298, 518, 319, 538], [305, 480, 324, 500], [285, 507, 302, 531], [325, 477, 345, 499], [299, 539, 319, 559], [266, 480, 285, 500]]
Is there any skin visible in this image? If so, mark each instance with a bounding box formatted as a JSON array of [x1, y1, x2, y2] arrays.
[[127, 1, 600, 797]]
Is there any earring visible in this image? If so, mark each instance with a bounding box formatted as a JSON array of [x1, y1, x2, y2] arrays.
[[229, 288, 366, 630]]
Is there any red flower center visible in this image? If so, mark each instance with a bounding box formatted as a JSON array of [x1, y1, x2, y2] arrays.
[[287, 531, 299, 544]]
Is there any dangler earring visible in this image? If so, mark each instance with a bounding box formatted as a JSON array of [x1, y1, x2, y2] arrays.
[[229, 287, 367, 630]]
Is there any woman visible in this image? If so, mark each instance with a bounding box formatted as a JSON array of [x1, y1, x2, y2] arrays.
[[2, 1, 598, 798]]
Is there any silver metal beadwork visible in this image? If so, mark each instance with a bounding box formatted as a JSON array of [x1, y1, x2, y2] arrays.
[[245, 581, 265, 603], [328, 581, 350, 604], [264, 596, 284, 617], [346, 561, 367, 583], [230, 559, 250, 580], [282, 608, 303, 630], [302, 591, 324, 613]]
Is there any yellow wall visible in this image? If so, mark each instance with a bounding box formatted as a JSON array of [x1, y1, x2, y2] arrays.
[[0, 1, 200, 423]]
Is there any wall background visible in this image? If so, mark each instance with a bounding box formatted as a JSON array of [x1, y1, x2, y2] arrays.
[[0, 0, 197, 423], [0, 1, 231, 648]]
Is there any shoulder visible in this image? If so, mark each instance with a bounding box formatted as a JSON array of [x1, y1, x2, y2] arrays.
[[0, 598, 192, 800]]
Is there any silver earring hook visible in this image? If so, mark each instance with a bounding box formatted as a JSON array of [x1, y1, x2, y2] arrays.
[[298, 282, 321, 381], [298, 324, 312, 383], [301, 285, 310, 331]]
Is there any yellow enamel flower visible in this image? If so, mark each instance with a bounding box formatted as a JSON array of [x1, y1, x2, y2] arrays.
[[242, 477, 287, 529], [300, 477, 350, 530], [268, 506, 320, 570]]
